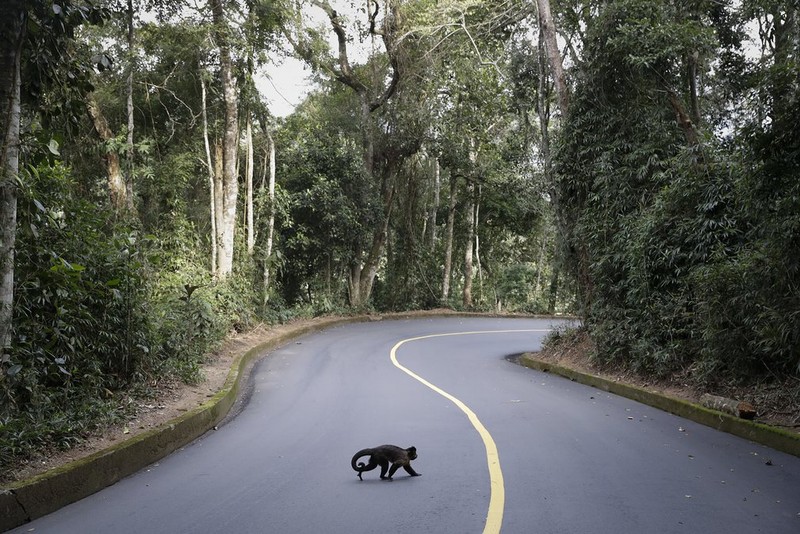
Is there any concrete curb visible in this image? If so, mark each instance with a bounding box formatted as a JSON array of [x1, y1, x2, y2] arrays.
[[0, 315, 365, 533], [517, 354, 800, 458]]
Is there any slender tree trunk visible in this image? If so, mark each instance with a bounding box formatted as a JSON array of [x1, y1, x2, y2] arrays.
[[0, 2, 25, 352], [125, 0, 136, 214], [354, 164, 396, 305], [213, 140, 224, 268], [427, 157, 440, 250], [87, 95, 126, 210], [536, 22, 578, 313], [463, 181, 475, 309], [537, 29, 552, 177], [211, 0, 239, 276], [201, 76, 217, 274], [687, 51, 701, 126], [536, 0, 569, 116], [441, 173, 457, 305], [474, 184, 482, 301], [771, 9, 796, 121], [535, 229, 547, 296], [262, 129, 276, 308], [245, 116, 254, 255], [548, 268, 559, 313], [667, 90, 700, 147]]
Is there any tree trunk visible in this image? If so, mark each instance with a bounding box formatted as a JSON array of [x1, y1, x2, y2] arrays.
[[0, 3, 25, 352], [667, 89, 700, 147], [474, 184, 482, 301], [124, 0, 136, 215], [537, 23, 582, 313], [245, 116, 254, 255], [213, 140, 224, 269], [536, 0, 569, 117], [441, 173, 457, 305], [687, 51, 701, 126], [427, 157, 440, 250], [771, 9, 796, 121], [536, 29, 552, 177], [463, 181, 475, 309], [349, 162, 396, 306], [201, 76, 217, 274], [211, 0, 239, 276], [262, 128, 276, 308], [535, 229, 547, 296], [548, 267, 559, 313], [87, 95, 126, 211]]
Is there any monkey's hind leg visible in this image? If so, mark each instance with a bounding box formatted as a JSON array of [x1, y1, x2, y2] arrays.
[[378, 460, 390, 479], [357, 459, 377, 481]]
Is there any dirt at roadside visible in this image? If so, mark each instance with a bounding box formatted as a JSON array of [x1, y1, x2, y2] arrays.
[[529, 329, 800, 435]]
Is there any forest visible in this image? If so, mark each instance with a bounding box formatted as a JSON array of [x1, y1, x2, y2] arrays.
[[0, 0, 797, 471]]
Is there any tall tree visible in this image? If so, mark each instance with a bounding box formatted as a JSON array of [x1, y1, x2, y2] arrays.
[[0, 2, 25, 352], [535, 0, 569, 116], [210, 0, 240, 276], [261, 127, 276, 306], [86, 94, 127, 210], [441, 172, 457, 304], [81, 0, 139, 215], [200, 73, 218, 274], [124, 0, 136, 214], [282, 0, 406, 306]]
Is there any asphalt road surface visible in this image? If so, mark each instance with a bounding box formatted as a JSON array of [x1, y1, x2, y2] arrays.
[[10, 317, 800, 533]]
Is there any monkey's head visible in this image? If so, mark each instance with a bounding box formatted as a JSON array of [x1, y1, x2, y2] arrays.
[[407, 446, 417, 460]]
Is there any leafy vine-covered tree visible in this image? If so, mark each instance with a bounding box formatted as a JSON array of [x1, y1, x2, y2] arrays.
[[279, 0, 410, 306]]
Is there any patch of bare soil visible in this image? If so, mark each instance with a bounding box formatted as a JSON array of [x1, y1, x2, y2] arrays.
[[530, 329, 800, 434]]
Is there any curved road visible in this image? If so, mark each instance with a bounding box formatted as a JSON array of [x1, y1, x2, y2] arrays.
[[10, 317, 800, 533]]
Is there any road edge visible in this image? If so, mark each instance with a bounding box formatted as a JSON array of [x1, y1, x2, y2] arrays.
[[517, 354, 800, 458]]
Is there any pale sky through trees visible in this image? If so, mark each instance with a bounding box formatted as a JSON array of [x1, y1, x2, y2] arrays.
[[258, 1, 371, 117], [259, 56, 314, 117]]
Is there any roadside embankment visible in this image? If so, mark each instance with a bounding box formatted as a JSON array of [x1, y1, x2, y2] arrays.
[[518, 354, 800, 459]]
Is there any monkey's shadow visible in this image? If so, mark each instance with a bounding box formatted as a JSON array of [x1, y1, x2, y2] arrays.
[[351, 476, 419, 484]]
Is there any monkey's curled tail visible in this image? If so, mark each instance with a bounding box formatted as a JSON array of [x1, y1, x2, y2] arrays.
[[351, 448, 376, 478]]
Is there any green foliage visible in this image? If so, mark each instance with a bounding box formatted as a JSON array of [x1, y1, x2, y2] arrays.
[[552, 0, 800, 383], [274, 93, 375, 306], [1, 163, 149, 469], [0, 162, 257, 473], [10, 164, 148, 393]]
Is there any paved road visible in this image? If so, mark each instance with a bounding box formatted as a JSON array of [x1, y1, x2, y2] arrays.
[[10, 317, 800, 533]]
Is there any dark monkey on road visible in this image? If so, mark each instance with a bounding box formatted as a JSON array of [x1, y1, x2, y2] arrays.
[[351, 445, 421, 480]]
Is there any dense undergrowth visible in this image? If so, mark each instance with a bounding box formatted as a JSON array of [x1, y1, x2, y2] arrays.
[[541, 325, 800, 431], [0, 164, 328, 474], [551, 1, 800, 387]]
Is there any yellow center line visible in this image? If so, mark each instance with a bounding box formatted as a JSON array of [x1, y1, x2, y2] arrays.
[[389, 329, 551, 534]]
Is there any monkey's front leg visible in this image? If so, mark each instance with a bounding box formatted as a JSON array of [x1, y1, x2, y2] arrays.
[[403, 465, 421, 477]]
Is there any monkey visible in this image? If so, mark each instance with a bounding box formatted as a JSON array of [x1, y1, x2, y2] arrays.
[[351, 445, 421, 480]]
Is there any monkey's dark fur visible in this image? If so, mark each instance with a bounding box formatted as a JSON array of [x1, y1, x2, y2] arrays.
[[351, 445, 421, 480]]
